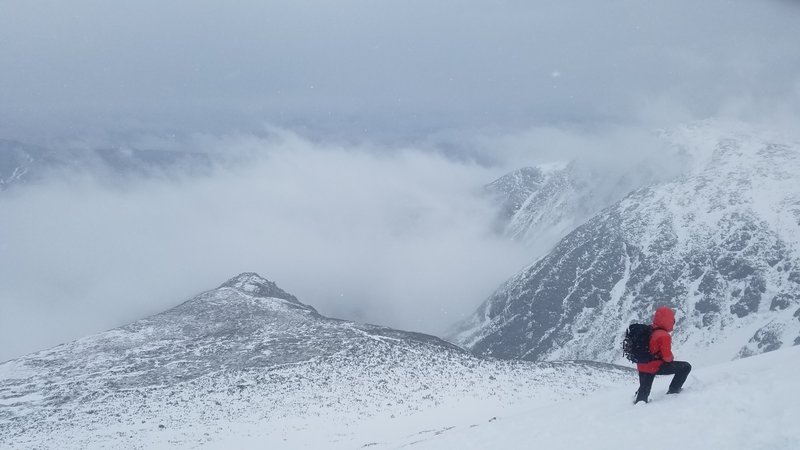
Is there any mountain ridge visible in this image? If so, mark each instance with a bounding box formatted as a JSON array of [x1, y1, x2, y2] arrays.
[[454, 124, 800, 364]]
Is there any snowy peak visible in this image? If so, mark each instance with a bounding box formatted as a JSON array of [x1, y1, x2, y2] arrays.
[[486, 153, 678, 255], [486, 162, 580, 250], [218, 272, 306, 306], [486, 163, 568, 219], [486, 166, 550, 217], [164, 272, 318, 320]]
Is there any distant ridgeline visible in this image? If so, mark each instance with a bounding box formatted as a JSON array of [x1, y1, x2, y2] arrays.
[[0, 139, 214, 190]]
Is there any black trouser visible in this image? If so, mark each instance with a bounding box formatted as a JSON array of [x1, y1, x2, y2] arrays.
[[635, 361, 692, 403]]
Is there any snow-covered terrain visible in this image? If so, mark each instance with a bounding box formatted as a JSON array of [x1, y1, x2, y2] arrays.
[[0, 273, 631, 449], [364, 345, 800, 450], [128, 336, 800, 449], [454, 122, 800, 364]]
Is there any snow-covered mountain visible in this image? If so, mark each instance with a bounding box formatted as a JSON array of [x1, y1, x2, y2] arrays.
[[0, 139, 213, 190], [454, 123, 800, 365], [487, 156, 679, 254], [0, 273, 630, 449], [486, 163, 577, 246]]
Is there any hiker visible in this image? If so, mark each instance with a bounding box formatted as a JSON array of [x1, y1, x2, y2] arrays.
[[634, 306, 692, 404]]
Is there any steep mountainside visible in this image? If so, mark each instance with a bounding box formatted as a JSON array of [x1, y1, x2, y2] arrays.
[[486, 163, 578, 246], [454, 124, 800, 364], [0, 273, 630, 449], [487, 158, 675, 254]]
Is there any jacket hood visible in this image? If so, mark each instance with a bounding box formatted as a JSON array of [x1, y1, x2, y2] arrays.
[[653, 306, 675, 332]]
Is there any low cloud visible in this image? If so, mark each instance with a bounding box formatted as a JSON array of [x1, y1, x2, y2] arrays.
[[0, 131, 536, 361], [1, 118, 776, 362]]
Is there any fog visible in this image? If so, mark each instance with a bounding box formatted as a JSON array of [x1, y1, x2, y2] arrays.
[[0, 126, 690, 361], [0, 133, 517, 360], [1, 0, 799, 361]]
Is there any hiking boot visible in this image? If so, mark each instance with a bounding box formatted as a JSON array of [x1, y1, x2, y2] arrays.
[[666, 388, 682, 394], [633, 389, 648, 404]]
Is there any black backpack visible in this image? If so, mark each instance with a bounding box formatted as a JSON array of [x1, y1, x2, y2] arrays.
[[622, 323, 655, 363]]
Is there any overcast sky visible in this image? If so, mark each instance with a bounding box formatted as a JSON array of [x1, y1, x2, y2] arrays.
[[1, 0, 799, 141], [1, 0, 799, 361]]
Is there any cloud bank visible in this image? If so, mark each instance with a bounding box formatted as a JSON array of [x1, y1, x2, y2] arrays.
[[0, 132, 539, 360]]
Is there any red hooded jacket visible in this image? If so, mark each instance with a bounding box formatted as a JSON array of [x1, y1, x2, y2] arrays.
[[636, 306, 676, 374]]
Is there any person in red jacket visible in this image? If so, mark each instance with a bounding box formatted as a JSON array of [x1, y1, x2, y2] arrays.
[[634, 306, 692, 404]]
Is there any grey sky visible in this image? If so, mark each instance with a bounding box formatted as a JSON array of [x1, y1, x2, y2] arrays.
[[2, 0, 799, 140]]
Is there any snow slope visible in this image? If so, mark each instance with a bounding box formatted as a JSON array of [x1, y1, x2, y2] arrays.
[[454, 123, 800, 364], [179, 341, 800, 449], [372, 345, 800, 450], [0, 273, 631, 449]]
